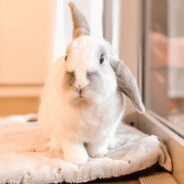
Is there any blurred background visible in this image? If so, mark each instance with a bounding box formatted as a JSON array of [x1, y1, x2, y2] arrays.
[[0, 0, 184, 135]]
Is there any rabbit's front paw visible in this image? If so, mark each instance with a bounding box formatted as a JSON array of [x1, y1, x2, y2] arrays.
[[63, 143, 89, 165], [86, 143, 108, 158], [47, 138, 62, 151]]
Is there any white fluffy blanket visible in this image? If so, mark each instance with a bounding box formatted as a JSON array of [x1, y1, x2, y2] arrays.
[[0, 115, 172, 184]]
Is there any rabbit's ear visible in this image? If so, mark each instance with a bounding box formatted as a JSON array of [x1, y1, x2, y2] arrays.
[[111, 61, 145, 112], [69, 2, 90, 39]]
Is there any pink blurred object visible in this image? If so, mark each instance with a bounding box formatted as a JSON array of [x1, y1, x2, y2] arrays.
[[150, 32, 168, 68], [168, 37, 184, 68], [150, 32, 184, 68], [149, 32, 184, 114]]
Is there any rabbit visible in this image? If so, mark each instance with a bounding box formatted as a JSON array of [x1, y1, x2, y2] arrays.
[[38, 2, 145, 165]]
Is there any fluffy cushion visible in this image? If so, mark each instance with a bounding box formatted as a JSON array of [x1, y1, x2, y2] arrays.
[[0, 115, 172, 183]]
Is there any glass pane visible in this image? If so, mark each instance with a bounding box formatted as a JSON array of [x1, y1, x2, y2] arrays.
[[144, 0, 184, 134]]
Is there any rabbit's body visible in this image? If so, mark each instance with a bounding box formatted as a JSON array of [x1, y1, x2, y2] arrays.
[[38, 3, 144, 165], [39, 53, 125, 164]]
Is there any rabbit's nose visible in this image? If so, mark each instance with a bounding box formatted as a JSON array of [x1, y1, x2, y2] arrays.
[[72, 79, 89, 91], [71, 71, 89, 90], [72, 83, 88, 91]]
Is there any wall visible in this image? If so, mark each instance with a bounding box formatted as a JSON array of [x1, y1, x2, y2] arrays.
[[0, 0, 56, 96]]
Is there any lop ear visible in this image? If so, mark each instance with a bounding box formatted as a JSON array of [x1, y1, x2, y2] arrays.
[[111, 60, 145, 112], [69, 2, 90, 39]]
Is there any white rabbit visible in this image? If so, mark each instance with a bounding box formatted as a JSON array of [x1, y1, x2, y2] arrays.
[[38, 2, 145, 165]]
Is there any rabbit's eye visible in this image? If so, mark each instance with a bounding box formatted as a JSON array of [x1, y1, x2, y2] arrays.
[[99, 54, 105, 64], [65, 55, 68, 62]]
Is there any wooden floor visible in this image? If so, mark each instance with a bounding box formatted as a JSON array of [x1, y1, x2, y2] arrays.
[[92, 180, 137, 184], [0, 97, 40, 116], [93, 181, 137, 184]]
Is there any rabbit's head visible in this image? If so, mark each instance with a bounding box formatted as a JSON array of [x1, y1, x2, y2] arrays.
[[62, 2, 145, 112], [63, 36, 117, 105]]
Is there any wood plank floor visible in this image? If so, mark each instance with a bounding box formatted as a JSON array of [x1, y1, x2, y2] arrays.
[[92, 180, 138, 184], [0, 97, 40, 116]]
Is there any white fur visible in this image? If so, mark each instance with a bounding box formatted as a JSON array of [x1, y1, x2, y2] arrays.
[[38, 36, 125, 164]]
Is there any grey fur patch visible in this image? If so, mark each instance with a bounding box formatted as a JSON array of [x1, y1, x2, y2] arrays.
[[87, 71, 98, 80], [86, 71, 103, 95], [69, 2, 90, 38], [111, 61, 145, 112]]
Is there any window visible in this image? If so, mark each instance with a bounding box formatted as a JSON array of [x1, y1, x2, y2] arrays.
[[143, 0, 184, 136]]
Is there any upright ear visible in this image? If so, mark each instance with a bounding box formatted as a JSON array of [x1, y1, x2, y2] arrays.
[[111, 60, 145, 112], [69, 2, 90, 39]]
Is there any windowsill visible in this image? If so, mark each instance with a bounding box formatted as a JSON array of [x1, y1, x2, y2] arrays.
[[148, 111, 184, 138], [124, 111, 184, 184]]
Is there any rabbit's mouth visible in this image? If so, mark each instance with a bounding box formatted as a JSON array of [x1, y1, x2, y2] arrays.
[[71, 89, 93, 104], [70, 87, 100, 105], [76, 93, 89, 102], [72, 88, 88, 99], [73, 96, 92, 107]]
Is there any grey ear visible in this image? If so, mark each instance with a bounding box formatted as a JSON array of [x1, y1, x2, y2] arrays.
[[111, 61, 145, 112], [69, 2, 90, 39]]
